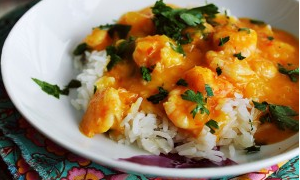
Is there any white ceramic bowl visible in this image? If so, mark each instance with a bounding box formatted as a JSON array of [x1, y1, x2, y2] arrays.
[[1, 0, 299, 178]]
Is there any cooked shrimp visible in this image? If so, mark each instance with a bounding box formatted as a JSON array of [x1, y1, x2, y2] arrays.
[[84, 28, 112, 51], [212, 23, 258, 57], [183, 66, 235, 97], [80, 87, 138, 137], [163, 87, 210, 130], [133, 35, 184, 70], [118, 9, 155, 37], [206, 50, 257, 83]]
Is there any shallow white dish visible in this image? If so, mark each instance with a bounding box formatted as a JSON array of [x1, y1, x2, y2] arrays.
[[1, 0, 299, 178]]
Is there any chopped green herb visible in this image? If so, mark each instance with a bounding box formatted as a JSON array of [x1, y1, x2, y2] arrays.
[[205, 119, 219, 134], [152, 0, 218, 44], [250, 19, 265, 25], [106, 38, 135, 71], [267, 36, 274, 41], [32, 78, 61, 98], [252, 101, 268, 111], [99, 24, 131, 39], [93, 85, 97, 94], [233, 52, 246, 60], [218, 36, 230, 46], [181, 90, 209, 118], [169, 42, 185, 56], [176, 78, 188, 87], [205, 84, 214, 97], [244, 145, 261, 154], [140, 66, 152, 82], [253, 101, 299, 131], [73, 43, 88, 56], [32, 78, 80, 99], [61, 80, 82, 95], [147, 87, 169, 104], [238, 27, 250, 34], [106, 45, 123, 71], [278, 63, 299, 82], [216, 67, 222, 76]]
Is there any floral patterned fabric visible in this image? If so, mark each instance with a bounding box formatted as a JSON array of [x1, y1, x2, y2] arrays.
[[0, 1, 299, 180]]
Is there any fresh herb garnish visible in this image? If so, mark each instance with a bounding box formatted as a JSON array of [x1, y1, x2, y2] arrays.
[[244, 145, 261, 154], [93, 85, 97, 94], [106, 38, 135, 71], [218, 36, 230, 46], [147, 87, 169, 104], [32, 78, 81, 99], [238, 27, 250, 34], [233, 52, 246, 60], [152, 0, 218, 44], [205, 119, 219, 134], [106, 46, 123, 71], [176, 78, 188, 87], [267, 36, 274, 41], [61, 79, 82, 95], [140, 66, 152, 82], [253, 101, 299, 131], [216, 67, 222, 76], [205, 84, 214, 97], [278, 63, 299, 82], [169, 42, 185, 56], [181, 90, 209, 118], [73, 43, 88, 56], [99, 24, 131, 39], [250, 19, 265, 25]]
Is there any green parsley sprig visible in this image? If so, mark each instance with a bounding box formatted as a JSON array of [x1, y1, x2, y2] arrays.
[[278, 63, 299, 82], [32, 78, 81, 99], [152, 0, 218, 44], [147, 87, 169, 104], [253, 101, 299, 131], [99, 24, 131, 39], [205, 119, 219, 134], [181, 90, 209, 118], [106, 38, 135, 71]]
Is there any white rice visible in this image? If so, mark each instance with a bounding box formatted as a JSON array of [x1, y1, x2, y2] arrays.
[[71, 50, 259, 162]]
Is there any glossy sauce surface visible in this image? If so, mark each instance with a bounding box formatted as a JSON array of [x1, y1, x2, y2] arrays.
[[80, 6, 299, 144]]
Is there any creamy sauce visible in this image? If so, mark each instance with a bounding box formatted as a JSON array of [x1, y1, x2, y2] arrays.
[[79, 6, 299, 144]]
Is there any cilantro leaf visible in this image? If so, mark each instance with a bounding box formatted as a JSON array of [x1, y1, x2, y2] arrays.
[[278, 63, 299, 82], [238, 27, 250, 34], [152, 0, 218, 44], [205, 119, 219, 134], [32, 78, 80, 99], [140, 66, 152, 82], [218, 36, 230, 46], [99, 24, 131, 39], [106, 45, 123, 71], [73, 43, 88, 56], [252, 101, 268, 112], [250, 19, 265, 25], [181, 90, 209, 118], [253, 101, 299, 131], [106, 38, 135, 71], [169, 42, 185, 56], [147, 87, 169, 104], [61, 80, 82, 95], [233, 52, 246, 60], [93, 85, 97, 94], [267, 36, 274, 41], [216, 67, 222, 76], [205, 84, 214, 97], [176, 78, 188, 87], [244, 145, 261, 154]]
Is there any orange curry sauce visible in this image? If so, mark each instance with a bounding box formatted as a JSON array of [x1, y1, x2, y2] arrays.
[[79, 6, 299, 145]]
